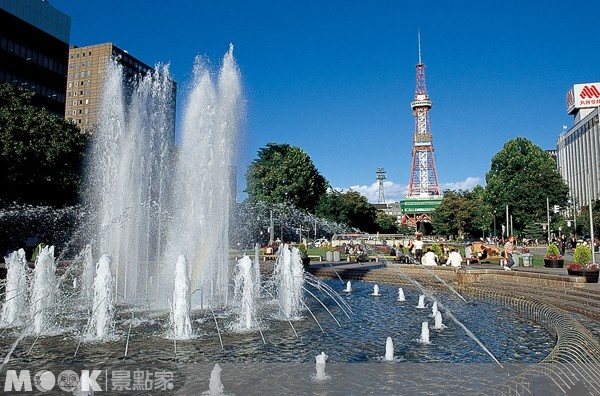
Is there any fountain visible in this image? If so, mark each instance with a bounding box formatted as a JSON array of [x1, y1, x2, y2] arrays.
[[416, 294, 426, 309], [0, 249, 28, 327], [205, 363, 224, 395], [344, 281, 352, 292], [434, 311, 445, 330], [418, 321, 431, 344], [431, 300, 438, 317], [314, 352, 329, 381], [2, 44, 600, 395], [170, 255, 192, 339], [384, 336, 394, 361], [397, 287, 405, 302], [371, 284, 380, 296], [231, 255, 258, 330], [30, 245, 58, 335], [86, 254, 114, 340]]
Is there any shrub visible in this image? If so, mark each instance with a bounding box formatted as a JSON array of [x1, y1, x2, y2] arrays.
[[545, 243, 561, 258], [573, 244, 593, 267]]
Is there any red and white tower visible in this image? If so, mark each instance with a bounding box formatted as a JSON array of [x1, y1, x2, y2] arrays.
[[407, 35, 440, 197]]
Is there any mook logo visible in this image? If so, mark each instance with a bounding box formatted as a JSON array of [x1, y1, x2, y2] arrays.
[[3, 369, 103, 392]]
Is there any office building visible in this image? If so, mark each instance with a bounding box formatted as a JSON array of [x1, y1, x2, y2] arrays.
[[556, 82, 600, 209], [0, 0, 70, 116]]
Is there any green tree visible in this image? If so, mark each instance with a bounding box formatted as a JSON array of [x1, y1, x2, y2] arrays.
[[484, 137, 569, 234], [245, 143, 328, 212], [431, 190, 473, 238], [316, 189, 378, 232], [0, 83, 88, 206], [375, 211, 398, 234]]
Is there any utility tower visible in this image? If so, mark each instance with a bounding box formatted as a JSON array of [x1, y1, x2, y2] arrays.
[[376, 167, 386, 204], [400, 34, 442, 229], [407, 34, 440, 197]]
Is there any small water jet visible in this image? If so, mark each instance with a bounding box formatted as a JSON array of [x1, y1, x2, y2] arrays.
[[344, 281, 352, 292], [205, 363, 224, 395], [1, 249, 28, 327], [418, 321, 430, 344], [87, 254, 114, 340], [314, 351, 329, 381], [384, 336, 394, 361], [371, 284, 380, 296], [397, 287, 405, 302], [232, 256, 258, 330], [434, 311, 446, 330], [30, 246, 58, 335], [416, 294, 426, 309], [431, 300, 438, 317], [170, 255, 192, 339], [272, 245, 304, 319]]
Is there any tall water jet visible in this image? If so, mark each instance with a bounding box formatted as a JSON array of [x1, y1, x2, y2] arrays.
[[1, 249, 28, 327], [272, 245, 305, 319], [30, 246, 58, 335], [85, 59, 174, 305], [232, 256, 258, 330], [170, 255, 192, 339], [384, 337, 394, 361], [87, 254, 114, 340], [163, 44, 243, 308], [418, 322, 430, 344], [85, 45, 243, 308]]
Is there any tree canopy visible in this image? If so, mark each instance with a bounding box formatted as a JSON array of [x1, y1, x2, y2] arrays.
[[245, 143, 328, 212], [432, 188, 490, 239], [316, 189, 378, 233], [484, 137, 569, 233], [0, 83, 88, 207]]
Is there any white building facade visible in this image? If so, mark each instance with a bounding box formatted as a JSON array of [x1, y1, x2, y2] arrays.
[[556, 82, 600, 209]]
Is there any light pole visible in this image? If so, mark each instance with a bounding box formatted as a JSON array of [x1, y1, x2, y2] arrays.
[[493, 209, 497, 243]]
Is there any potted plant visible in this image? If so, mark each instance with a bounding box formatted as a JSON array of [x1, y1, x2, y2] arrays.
[[521, 246, 533, 267], [544, 243, 564, 268], [567, 245, 599, 283], [298, 243, 311, 267]]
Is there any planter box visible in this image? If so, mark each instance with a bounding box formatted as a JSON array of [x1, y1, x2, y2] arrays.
[[567, 268, 600, 283], [544, 258, 564, 268], [521, 253, 533, 267]]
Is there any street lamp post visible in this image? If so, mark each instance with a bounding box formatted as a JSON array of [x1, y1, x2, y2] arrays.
[[493, 210, 497, 243]]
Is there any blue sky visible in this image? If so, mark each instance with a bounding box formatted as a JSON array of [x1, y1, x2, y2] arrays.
[[50, 0, 600, 203]]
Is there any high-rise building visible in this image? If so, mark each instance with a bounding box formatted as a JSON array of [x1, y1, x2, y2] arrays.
[[65, 43, 177, 135], [556, 82, 600, 211], [0, 0, 70, 116]]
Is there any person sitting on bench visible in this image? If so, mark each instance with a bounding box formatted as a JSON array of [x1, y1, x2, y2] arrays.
[[464, 243, 479, 265]]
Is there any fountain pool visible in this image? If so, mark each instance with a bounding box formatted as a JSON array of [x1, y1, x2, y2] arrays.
[[0, 279, 555, 393]]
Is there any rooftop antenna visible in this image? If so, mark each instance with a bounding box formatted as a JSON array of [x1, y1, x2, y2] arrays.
[[418, 30, 422, 64]]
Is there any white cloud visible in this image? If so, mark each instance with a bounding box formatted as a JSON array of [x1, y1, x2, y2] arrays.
[[334, 176, 483, 204]]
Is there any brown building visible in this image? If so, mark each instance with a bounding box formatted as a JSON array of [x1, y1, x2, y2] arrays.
[[65, 43, 176, 135]]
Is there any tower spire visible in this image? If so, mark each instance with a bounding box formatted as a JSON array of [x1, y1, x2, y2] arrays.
[[407, 33, 440, 197]]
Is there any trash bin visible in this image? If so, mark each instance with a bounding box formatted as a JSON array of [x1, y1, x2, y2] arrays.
[[333, 251, 340, 262], [326, 251, 333, 261], [521, 253, 533, 267]]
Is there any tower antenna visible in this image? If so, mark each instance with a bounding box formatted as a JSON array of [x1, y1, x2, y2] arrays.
[[418, 30, 422, 64]]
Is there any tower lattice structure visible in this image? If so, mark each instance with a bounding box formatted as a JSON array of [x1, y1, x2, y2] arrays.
[[407, 38, 440, 197], [376, 167, 386, 204]]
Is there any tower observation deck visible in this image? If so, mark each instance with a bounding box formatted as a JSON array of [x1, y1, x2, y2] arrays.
[[401, 34, 442, 228]]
